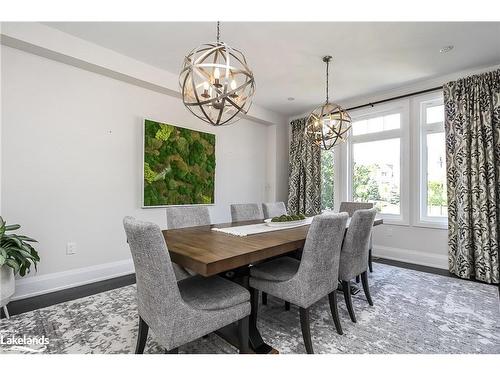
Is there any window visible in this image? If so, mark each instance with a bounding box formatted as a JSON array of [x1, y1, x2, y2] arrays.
[[347, 102, 409, 223], [419, 99, 447, 226], [352, 138, 400, 214], [320, 92, 447, 229], [352, 113, 400, 136], [321, 149, 335, 211]]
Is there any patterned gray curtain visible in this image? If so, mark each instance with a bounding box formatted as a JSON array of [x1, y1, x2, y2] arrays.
[[444, 69, 500, 284], [287, 118, 321, 215]]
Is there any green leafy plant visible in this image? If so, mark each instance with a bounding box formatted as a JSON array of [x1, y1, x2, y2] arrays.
[[352, 164, 381, 203], [0, 217, 39, 276], [428, 180, 447, 216]]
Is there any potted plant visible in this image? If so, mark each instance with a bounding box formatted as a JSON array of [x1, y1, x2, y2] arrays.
[[0, 216, 39, 318]]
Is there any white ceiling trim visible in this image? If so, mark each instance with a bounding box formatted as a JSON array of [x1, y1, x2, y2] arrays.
[[0, 22, 285, 127], [41, 22, 500, 116]]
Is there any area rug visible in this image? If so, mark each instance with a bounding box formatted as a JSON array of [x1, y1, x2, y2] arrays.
[[1, 263, 499, 354]]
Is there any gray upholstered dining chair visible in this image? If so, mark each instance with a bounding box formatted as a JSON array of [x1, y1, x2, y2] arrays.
[[249, 213, 349, 354], [338, 208, 377, 323], [339, 201, 375, 273], [262, 202, 287, 219], [230, 203, 264, 222], [166, 206, 211, 229], [123, 216, 251, 354], [166, 206, 211, 280]]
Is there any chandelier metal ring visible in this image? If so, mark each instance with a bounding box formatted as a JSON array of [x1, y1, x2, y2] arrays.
[[305, 56, 352, 150], [179, 23, 256, 126], [306, 102, 352, 149]]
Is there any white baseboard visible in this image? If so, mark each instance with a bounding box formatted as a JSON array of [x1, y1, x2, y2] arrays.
[[373, 245, 448, 270], [12, 258, 135, 301], [10, 247, 446, 301]]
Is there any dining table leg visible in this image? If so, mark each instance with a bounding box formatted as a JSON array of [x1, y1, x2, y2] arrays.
[[214, 268, 278, 354], [243, 272, 279, 354]]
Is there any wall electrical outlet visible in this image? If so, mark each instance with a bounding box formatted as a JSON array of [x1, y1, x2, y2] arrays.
[[66, 242, 77, 255]]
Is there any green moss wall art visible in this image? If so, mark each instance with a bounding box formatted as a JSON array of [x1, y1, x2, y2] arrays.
[[143, 119, 216, 207]]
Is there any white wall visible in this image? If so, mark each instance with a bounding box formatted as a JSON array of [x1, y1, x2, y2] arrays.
[[266, 118, 290, 203], [1, 45, 287, 298]]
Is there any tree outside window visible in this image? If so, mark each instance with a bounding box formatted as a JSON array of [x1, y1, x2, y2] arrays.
[[321, 150, 334, 211]]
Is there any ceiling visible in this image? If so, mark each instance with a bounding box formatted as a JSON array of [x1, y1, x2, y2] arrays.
[[44, 22, 500, 115]]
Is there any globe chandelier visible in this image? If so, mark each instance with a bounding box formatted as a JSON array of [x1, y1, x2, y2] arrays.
[[179, 22, 256, 126], [305, 56, 351, 150]]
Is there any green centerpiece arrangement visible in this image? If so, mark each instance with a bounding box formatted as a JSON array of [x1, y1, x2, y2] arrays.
[[271, 214, 307, 223]]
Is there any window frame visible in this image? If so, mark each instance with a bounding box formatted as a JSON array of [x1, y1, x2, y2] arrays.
[[415, 94, 448, 229], [346, 100, 410, 225]]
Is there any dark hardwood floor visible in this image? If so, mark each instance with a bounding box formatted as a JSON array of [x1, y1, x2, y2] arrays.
[[1, 274, 136, 319], [2, 257, 496, 319], [373, 257, 500, 297], [371, 257, 452, 277]]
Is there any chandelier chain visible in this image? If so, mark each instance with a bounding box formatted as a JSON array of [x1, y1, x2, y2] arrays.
[[217, 21, 220, 43], [326, 58, 329, 103]]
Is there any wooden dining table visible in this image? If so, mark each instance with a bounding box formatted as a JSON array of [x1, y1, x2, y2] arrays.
[[163, 216, 383, 354]]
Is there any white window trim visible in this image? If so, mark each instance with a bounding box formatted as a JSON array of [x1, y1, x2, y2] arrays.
[[413, 93, 448, 229], [346, 100, 410, 226]]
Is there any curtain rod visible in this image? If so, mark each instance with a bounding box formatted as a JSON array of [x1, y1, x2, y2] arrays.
[[345, 86, 443, 112]]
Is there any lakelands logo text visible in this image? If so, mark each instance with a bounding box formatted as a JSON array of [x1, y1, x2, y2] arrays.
[[0, 334, 49, 346]]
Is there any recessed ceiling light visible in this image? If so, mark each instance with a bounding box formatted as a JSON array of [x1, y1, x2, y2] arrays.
[[287, 97, 295, 101], [440, 45, 454, 53]]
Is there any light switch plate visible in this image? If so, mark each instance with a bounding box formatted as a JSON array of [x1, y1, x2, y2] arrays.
[[66, 242, 77, 255]]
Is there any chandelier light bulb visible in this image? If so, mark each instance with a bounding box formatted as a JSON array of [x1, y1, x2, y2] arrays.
[[214, 67, 221, 79], [229, 79, 239, 98], [201, 81, 210, 98]]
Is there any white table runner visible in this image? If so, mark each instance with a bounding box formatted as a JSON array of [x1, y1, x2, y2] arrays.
[[209, 216, 379, 237], [212, 218, 313, 237]]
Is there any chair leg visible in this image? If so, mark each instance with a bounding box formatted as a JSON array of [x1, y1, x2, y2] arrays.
[[135, 316, 149, 354], [368, 248, 373, 273], [238, 316, 250, 354], [165, 348, 178, 354], [262, 292, 268, 305], [355, 275, 360, 283], [2, 306, 10, 319], [299, 307, 314, 354], [342, 280, 356, 323], [284, 301, 290, 311], [360, 271, 374, 306], [328, 292, 343, 335]]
